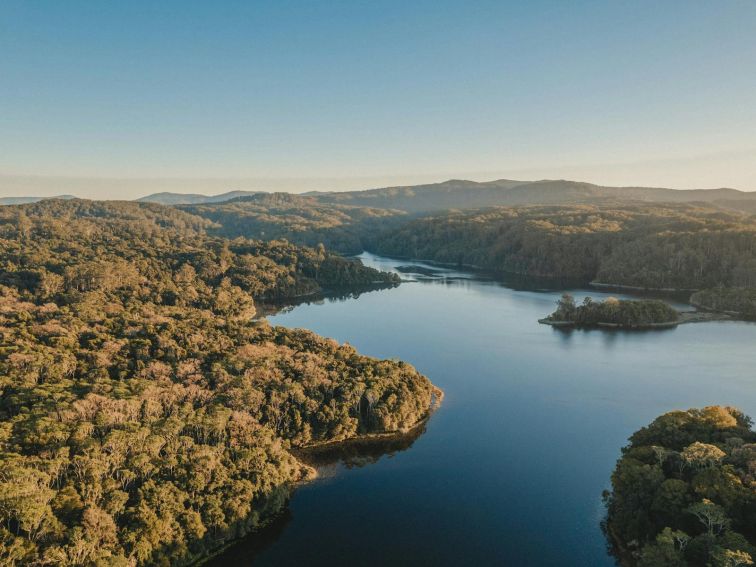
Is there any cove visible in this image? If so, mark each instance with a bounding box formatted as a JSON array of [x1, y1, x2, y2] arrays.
[[206, 253, 756, 566]]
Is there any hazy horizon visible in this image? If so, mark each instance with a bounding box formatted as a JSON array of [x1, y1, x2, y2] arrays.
[[3, 1, 756, 199], [3, 152, 756, 202]]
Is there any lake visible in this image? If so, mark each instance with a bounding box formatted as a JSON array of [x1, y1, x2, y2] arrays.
[[207, 253, 756, 566]]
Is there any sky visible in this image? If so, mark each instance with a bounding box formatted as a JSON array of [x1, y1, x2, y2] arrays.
[[2, 0, 756, 199]]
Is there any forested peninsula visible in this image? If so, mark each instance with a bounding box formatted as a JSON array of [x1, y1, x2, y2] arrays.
[[605, 407, 756, 567], [0, 200, 438, 566]]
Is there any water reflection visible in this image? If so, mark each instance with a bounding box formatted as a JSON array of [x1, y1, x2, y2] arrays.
[[255, 282, 399, 317], [209, 252, 756, 566], [204, 424, 428, 566], [202, 507, 293, 566], [293, 419, 429, 474]]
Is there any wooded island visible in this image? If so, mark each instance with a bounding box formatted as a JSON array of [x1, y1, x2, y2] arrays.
[[540, 294, 680, 329]]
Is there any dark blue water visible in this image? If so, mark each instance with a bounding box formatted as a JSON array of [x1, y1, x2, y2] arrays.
[[211, 253, 756, 566]]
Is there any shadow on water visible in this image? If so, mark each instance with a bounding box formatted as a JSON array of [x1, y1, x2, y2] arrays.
[[201, 423, 428, 566], [200, 506, 294, 567], [255, 281, 399, 318], [388, 258, 695, 301], [393, 260, 586, 291], [293, 418, 429, 471]]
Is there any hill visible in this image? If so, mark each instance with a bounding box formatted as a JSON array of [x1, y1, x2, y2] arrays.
[[0, 195, 77, 205], [137, 190, 265, 205], [311, 179, 756, 213], [181, 193, 406, 254], [30, 178, 756, 212], [366, 203, 756, 290]]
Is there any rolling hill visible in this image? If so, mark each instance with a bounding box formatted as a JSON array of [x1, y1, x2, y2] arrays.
[[137, 178, 756, 212]]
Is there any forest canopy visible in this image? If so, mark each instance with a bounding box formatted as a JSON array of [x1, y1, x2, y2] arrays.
[[544, 294, 679, 328], [364, 203, 756, 291], [690, 288, 756, 320], [0, 200, 436, 566], [173, 195, 756, 299], [604, 406, 756, 567], [181, 193, 406, 255]]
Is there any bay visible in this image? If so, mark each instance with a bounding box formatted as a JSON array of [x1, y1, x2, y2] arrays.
[[208, 253, 756, 566]]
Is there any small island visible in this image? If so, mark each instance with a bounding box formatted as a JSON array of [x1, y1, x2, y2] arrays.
[[604, 406, 756, 567], [540, 294, 681, 329]]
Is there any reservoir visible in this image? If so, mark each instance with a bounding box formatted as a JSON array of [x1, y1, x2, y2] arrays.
[[208, 253, 756, 566]]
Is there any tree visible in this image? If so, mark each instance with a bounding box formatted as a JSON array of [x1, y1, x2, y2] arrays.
[[712, 549, 754, 567], [682, 442, 727, 470], [553, 293, 576, 320], [607, 407, 756, 567], [657, 527, 691, 552], [688, 499, 730, 536]]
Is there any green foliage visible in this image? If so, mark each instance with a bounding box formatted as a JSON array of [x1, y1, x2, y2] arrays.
[[171, 198, 756, 297], [0, 199, 398, 307], [691, 288, 756, 319], [365, 203, 756, 290], [182, 193, 407, 255], [0, 199, 433, 566], [547, 294, 678, 327], [606, 407, 756, 567]]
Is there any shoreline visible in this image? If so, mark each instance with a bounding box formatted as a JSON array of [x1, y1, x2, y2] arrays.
[[294, 385, 444, 459], [191, 385, 443, 566], [589, 281, 697, 293], [254, 281, 401, 318], [362, 251, 707, 294], [603, 519, 635, 567], [538, 310, 732, 329], [361, 250, 586, 286]]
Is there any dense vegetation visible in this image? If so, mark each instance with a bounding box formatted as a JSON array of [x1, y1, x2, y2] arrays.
[[1, 199, 398, 304], [182, 193, 406, 255], [690, 288, 756, 320], [366, 204, 756, 290], [544, 294, 679, 328], [605, 406, 756, 567], [0, 200, 435, 566], [137, 182, 756, 298], [152, 194, 756, 317]]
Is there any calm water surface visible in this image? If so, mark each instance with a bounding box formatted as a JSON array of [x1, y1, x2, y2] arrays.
[[210, 253, 756, 566]]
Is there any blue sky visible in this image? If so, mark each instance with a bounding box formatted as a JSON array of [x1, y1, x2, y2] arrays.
[[2, 1, 756, 198]]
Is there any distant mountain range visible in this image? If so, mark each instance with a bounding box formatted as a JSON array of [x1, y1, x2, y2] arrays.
[[310, 179, 756, 212], [4, 179, 756, 212], [136, 190, 266, 205], [0, 195, 77, 205], [137, 179, 756, 213]]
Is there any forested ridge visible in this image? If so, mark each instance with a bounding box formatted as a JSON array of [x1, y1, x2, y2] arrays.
[[173, 196, 756, 309], [365, 204, 756, 290], [0, 200, 435, 566], [181, 193, 406, 255], [1, 199, 398, 303], [139, 178, 756, 213], [605, 407, 756, 566], [147, 195, 756, 318]]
